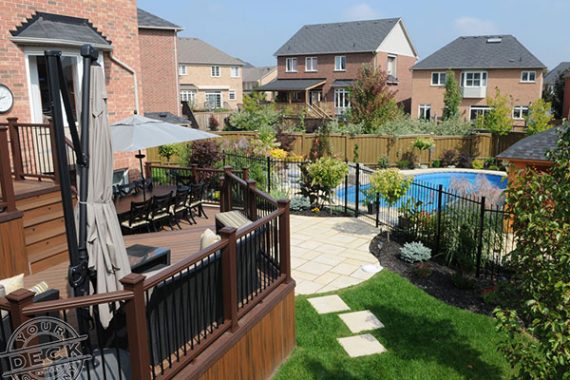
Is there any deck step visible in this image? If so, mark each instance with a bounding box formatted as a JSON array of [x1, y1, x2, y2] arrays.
[[24, 216, 66, 246], [16, 190, 62, 211], [30, 250, 68, 274], [26, 232, 68, 263], [23, 202, 64, 228]]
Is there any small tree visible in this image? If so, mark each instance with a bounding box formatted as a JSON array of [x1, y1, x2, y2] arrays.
[[526, 99, 554, 135], [349, 64, 402, 133], [443, 70, 461, 120], [543, 72, 565, 119], [370, 169, 412, 240], [299, 157, 348, 209], [412, 137, 435, 166], [477, 88, 513, 135], [208, 114, 220, 131], [158, 144, 178, 163], [189, 140, 220, 168]]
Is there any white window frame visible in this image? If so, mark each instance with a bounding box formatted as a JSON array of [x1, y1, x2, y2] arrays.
[[180, 90, 196, 105], [431, 72, 447, 86], [305, 57, 318, 72], [520, 71, 536, 83], [461, 71, 488, 87], [285, 57, 297, 73], [512, 105, 529, 120], [178, 64, 187, 75], [334, 88, 351, 115], [469, 106, 492, 120], [205, 91, 222, 109], [419, 104, 432, 120], [228, 90, 236, 101], [387, 55, 397, 77], [334, 56, 346, 71], [211, 65, 221, 77], [230, 66, 240, 78]]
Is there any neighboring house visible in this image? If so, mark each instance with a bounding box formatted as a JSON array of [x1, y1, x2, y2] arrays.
[[259, 18, 418, 117], [138, 8, 183, 116], [411, 35, 546, 128], [243, 66, 277, 100], [177, 37, 244, 111], [543, 62, 570, 95], [145, 111, 191, 127]]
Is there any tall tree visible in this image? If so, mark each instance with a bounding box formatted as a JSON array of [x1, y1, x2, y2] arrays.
[[526, 99, 554, 135], [543, 72, 566, 119], [443, 70, 461, 120], [477, 88, 512, 136]]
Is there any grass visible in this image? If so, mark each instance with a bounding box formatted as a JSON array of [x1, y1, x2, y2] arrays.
[[275, 271, 512, 380]]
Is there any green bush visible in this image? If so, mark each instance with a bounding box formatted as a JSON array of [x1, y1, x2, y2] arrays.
[[397, 159, 412, 169], [369, 169, 412, 207], [377, 156, 389, 169], [299, 157, 348, 208], [400, 242, 431, 263], [289, 196, 310, 211], [472, 159, 485, 169]]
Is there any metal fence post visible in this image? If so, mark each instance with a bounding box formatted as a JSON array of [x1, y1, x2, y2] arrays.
[[222, 150, 226, 166], [435, 184, 443, 255], [266, 156, 271, 192], [343, 160, 348, 216], [375, 193, 380, 228], [476, 196, 486, 278], [354, 163, 360, 217]]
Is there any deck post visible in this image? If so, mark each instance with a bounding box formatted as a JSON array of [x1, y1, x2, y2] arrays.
[[7, 117, 24, 181], [0, 126, 17, 213], [277, 199, 292, 283], [6, 289, 35, 331], [242, 167, 249, 181], [121, 273, 151, 380], [246, 179, 257, 220], [222, 166, 233, 212], [144, 161, 152, 181], [191, 164, 199, 183], [48, 120, 61, 185], [220, 227, 239, 332]]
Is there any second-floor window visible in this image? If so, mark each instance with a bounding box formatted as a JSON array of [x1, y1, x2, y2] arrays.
[[387, 55, 397, 77], [431, 72, 447, 86], [230, 66, 240, 78], [285, 57, 297, 72], [521, 71, 536, 83], [211, 66, 221, 77], [513, 105, 529, 119], [305, 57, 318, 72], [335, 56, 346, 71], [179, 64, 187, 75], [462, 71, 487, 87]]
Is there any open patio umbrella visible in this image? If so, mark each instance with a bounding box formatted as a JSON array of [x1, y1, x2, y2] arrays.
[[78, 64, 131, 328]]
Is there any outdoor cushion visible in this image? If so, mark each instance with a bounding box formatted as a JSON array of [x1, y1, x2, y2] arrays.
[[0, 285, 5, 319], [200, 229, 221, 249], [215, 211, 252, 230], [28, 281, 49, 295], [0, 274, 24, 295]]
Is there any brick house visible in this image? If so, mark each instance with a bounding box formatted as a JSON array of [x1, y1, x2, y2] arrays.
[[411, 35, 546, 128], [177, 37, 244, 111], [259, 18, 418, 117], [243, 66, 277, 100]]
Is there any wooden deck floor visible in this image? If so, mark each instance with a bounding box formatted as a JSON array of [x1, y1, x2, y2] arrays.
[[8, 179, 60, 199], [23, 206, 219, 297]]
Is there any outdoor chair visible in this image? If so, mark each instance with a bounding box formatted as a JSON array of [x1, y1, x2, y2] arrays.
[[116, 183, 135, 198], [186, 182, 207, 223], [170, 187, 191, 228], [132, 178, 153, 193], [149, 192, 174, 231], [175, 173, 194, 189], [120, 199, 152, 234]]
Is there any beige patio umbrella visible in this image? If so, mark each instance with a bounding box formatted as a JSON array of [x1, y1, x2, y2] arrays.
[[77, 64, 131, 328]]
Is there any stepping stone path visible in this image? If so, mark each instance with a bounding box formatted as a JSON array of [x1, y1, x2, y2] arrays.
[[307, 294, 387, 358]]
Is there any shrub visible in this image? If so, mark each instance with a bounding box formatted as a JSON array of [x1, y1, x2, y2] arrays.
[[377, 156, 389, 169], [396, 159, 412, 169], [268, 148, 288, 160], [440, 149, 459, 167], [275, 125, 296, 152], [190, 140, 220, 168], [457, 151, 473, 168], [431, 159, 441, 168], [208, 114, 220, 131], [400, 242, 431, 263], [228, 100, 282, 131], [158, 144, 178, 163], [413, 137, 435, 151], [369, 169, 412, 207], [472, 159, 484, 169], [378, 117, 474, 136], [299, 157, 348, 208], [526, 99, 553, 135], [289, 196, 310, 211]]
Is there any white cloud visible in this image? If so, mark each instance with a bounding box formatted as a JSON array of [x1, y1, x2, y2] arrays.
[[343, 3, 380, 21], [454, 17, 499, 35]]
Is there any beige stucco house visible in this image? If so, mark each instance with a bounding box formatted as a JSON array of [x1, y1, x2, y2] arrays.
[[243, 66, 277, 100], [177, 37, 243, 111]]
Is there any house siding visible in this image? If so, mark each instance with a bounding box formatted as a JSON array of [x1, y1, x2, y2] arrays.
[[179, 64, 243, 110]]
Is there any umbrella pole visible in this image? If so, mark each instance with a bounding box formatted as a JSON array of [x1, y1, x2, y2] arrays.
[[136, 150, 146, 201]]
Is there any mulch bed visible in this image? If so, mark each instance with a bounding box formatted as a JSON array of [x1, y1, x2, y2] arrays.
[[369, 232, 496, 315]]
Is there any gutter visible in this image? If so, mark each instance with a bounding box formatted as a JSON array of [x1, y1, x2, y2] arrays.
[[11, 37, 112, 51], [109, 52, 140, 114]]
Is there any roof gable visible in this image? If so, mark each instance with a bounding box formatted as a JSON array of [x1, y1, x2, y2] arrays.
[[274, 18, 402, 56], [412, 35, 546, 70], [376, 20, 417, 57], [137, 8, 181, 31], [177, 37, 243, 66]]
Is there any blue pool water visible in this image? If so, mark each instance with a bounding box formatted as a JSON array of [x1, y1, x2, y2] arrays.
[[337, 171, 507, 211]]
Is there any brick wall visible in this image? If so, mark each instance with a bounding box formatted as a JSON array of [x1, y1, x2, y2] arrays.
[[0, 0, 144, 172], [139, 28, 179, 115]]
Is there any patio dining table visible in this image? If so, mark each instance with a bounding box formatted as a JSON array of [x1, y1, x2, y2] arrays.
[[114, 184, 178, 217]]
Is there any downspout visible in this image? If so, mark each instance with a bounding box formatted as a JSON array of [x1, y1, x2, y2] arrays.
[[109, 52, 140, 114]]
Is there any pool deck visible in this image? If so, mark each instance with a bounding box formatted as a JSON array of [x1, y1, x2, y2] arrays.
[[400, 168, 507, 177]]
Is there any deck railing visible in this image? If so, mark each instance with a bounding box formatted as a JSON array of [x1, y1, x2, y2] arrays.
[[0, 126, 16, 214]]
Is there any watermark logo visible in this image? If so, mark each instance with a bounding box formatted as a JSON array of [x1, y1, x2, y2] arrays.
[[0, 316, 91, 379]]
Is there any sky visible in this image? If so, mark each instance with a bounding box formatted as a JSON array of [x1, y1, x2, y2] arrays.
[[138, 0, 570, 70]]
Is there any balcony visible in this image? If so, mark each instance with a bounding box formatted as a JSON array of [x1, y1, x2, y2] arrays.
[[461, 86, 487, 99]]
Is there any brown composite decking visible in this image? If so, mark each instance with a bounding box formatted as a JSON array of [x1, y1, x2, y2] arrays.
[[23, 206, 219, 297]]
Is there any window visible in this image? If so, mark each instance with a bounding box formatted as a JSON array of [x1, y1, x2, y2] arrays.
[[180, 90, 196, 105], [334, 88, 351, 115], [419, 104, 432, 120], [285, 57, 297, 72], [230, 66, 240, 78], [178, 64, 187, 75], [228, 90, 236, 101], [461, 71, 488, 87], [431, 72, 447, 86], [513, 105, 529, 119], [470, 106, 491, 120], [205, 91, 222, 109], [521, 71, 536, 83], [211, 66, 220, 77], [305, 57, 318, 72], [387, 55, 397, 77], [334, 56, 346, 71]]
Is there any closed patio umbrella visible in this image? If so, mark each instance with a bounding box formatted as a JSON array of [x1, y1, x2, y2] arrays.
[[78, 64, 131, 328]]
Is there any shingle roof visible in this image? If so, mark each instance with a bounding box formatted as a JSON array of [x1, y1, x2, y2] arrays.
[[412, 35, 545, 70], [274, 18, 401, 56], [11, 12, 111, 49], [243, 67, 276, 83], [177, 37, 243, 66], [137, 8, 181, 31], [544, 62, 570, 86], [145, 112, 191, 125], [497, 127, 562, 162], [257, 79, 326, 91]]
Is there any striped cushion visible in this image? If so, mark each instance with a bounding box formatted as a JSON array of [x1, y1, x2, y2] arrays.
[[28, 281, 49, 295], [215, 211, 252, 229]]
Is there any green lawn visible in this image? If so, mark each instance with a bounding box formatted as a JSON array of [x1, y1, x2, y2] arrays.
[[275, 271, 512, 380]]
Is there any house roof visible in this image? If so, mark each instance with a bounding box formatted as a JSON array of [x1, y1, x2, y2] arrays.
[[243, 67, 276, 83], [412, 35, 546, 70], [497, 127, 561, 162], [331, 80, 354, 88], [544, 62, 570, 86], [145, 112, 191, 125], [137, 8, 182, 31], [10, 12, 112, 50], [274, 18, 405, 56], [177, 37, 243, 66], [257, 78, 326, 91]]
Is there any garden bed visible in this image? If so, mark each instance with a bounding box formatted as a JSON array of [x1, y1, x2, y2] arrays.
[[370, 232, 495, 315]]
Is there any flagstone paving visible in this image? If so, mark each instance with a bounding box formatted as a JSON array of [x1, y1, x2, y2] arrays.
[[291, 215, 381, 295], [337, 334, 387, 358], [339, 310, 385, 333], [307, 295, 351, 314]]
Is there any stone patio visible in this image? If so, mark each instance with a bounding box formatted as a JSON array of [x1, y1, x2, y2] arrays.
[[291, 215, 381, 295]]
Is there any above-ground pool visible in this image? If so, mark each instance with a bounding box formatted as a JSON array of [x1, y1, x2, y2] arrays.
[[337, 170, 507, 211]]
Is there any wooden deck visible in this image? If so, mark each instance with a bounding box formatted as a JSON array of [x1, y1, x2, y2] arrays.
[[3, 178, 60, 199], [23, 206, 219, 297]]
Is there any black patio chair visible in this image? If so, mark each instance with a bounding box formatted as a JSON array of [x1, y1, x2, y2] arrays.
[[170, 187, 191, 228], [116, 183, 135, 198], [186, 182, 207, 223], [149, 192, 174, 231], [175, 173, 194, 189], [120, 199, 152, 234]]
